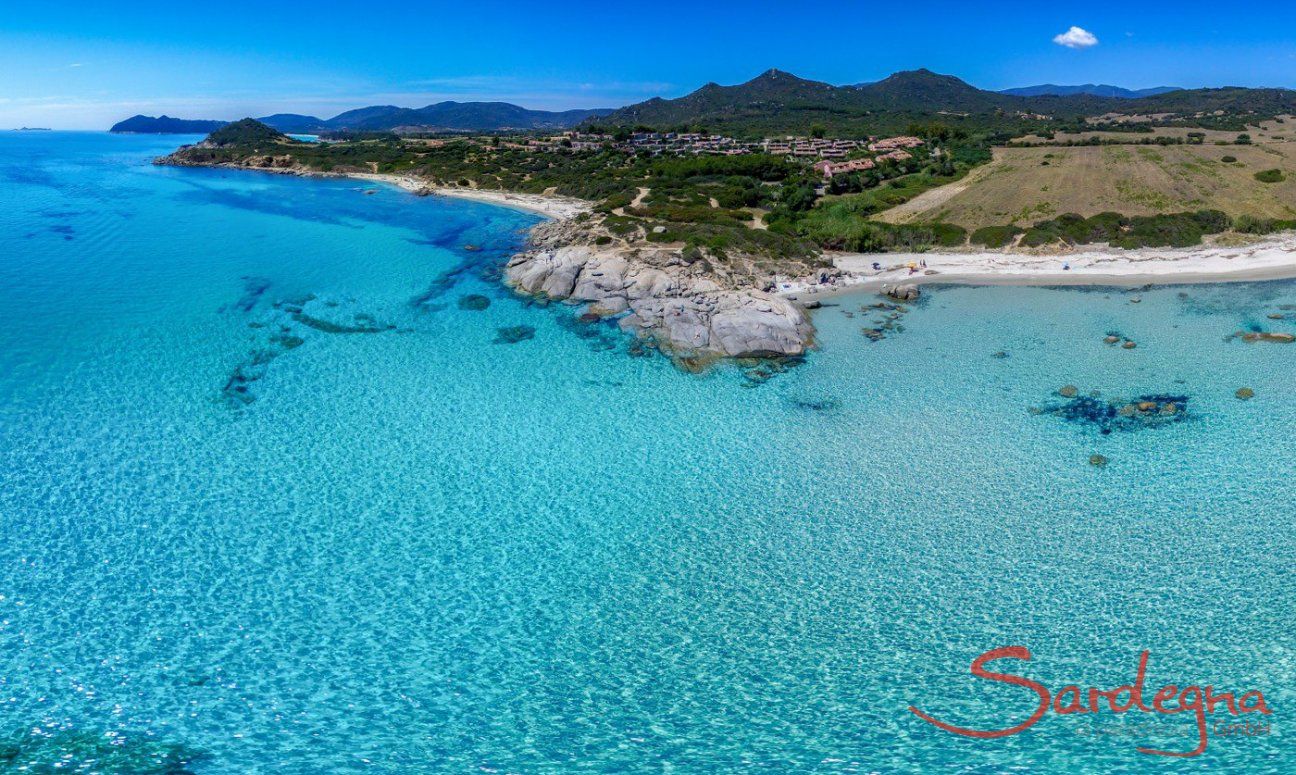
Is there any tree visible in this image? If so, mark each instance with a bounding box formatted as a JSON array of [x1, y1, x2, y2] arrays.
[[781, 184, 818, 212], [810, 124, 826, 139]]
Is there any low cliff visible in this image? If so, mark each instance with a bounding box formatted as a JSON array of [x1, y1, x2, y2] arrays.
[[507, 219, 815, 358]]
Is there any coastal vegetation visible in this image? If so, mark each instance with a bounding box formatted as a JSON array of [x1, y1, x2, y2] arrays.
[[167, 74, 1296, 257], [205, 118, 296, 148], [179, 114, 1007, 253]]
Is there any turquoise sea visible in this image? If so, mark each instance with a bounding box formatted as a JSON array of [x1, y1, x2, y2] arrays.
[[1, 132, 1292, 773]]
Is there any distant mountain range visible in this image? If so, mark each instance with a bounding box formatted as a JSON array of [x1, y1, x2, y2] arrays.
[[999, 84, 1182, 99], [115, 70, 1296, 139], [600, 68, 1296, 135], [110, 102, 614, 134]]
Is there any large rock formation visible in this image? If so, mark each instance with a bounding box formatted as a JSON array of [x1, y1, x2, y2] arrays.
[[506, 222, 815, 358]]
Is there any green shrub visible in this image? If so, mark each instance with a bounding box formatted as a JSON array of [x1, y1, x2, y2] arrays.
[[1114, 212, 1222, 249], [1020, 226, 1063, 247], [1234, 215, 1296, 235], [984, 209, 1231, 251], [1019, 212, 1126, 246], [1190, 209, 1232, 233], [794, 218, 964, 253], [927, 222, 968, 247], [970, 225, 1023, 248], [1074, 212, 1128, 243], [1255, 169, 1286, 183], [600, 191, 635, 211], [1221, 155, 1238, 163]]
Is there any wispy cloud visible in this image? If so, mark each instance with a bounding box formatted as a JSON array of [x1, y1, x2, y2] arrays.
[[1053, 26, 1099, 50], [67, 63, 83, 68]]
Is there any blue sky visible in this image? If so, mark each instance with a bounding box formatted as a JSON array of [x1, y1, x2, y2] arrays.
[[4, 1, 1296, 128]]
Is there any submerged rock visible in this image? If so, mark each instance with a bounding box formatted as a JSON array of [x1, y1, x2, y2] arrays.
[[0, 726, 206, 774], [1089, 454, 1109, 468], [788, 397, 841, 412], [494, 325, 536, 344], [1236, 387, 1256, 400], [1058, 385, 1079, 398], [270, 334, 305, 350], [292, 313, 391, 334], [457, 294, 492, 311], [1041, 391, 1190, 433], [222, 275, 271, 314], [1240, 331, 1296, 344]]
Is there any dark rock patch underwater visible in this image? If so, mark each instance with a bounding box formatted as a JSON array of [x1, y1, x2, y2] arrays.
[[494, 325, 536, 344], [0, 726, 206, 774], [221, 294, 398, 408], [1037, 392, 1190, 434]]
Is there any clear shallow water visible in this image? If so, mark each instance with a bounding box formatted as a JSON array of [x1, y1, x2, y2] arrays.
[[1, 133, 1293, 773]]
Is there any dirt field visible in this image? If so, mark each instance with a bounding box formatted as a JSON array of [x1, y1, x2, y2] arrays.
[[1011, 116, 1296, 147], [878, 138, 1296, 228]]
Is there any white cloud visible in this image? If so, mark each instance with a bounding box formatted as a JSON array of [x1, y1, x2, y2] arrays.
[[1053, 26, 1099, 49]]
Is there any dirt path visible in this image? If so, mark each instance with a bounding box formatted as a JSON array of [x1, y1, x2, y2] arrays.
[[873, 161, 998, 224], [613, 187, 650, 216]]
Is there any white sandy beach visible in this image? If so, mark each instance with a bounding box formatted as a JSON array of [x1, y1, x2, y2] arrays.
[[348, 173, 590, 220], [780, 234, 1296, 298], [185, 163, 1296, 296]]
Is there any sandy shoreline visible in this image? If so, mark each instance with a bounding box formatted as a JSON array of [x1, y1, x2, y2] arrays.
[[162, 159, 1296, 299], [344, 173, 590, 220], [172, 163, 591, 221], [780, 235, 1296, 300]]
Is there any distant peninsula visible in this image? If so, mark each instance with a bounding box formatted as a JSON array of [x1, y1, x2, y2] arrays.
[[110, 115, 229, 134], [110, 102, 614, 135]]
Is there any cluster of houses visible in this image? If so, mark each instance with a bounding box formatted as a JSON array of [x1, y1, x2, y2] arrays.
[[759, 137, 867, 158], [868, 136, 925, 152], [522, 131, 925, 163], [514, 130, 928, 180], [809, 147, 922, 179]]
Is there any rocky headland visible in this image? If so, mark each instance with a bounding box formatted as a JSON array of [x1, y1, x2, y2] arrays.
[[155, 147, 823, 363], [506, 217, 816, 360]]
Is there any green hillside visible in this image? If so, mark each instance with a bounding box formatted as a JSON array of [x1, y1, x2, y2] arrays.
[[600, 68, 1296, 137]]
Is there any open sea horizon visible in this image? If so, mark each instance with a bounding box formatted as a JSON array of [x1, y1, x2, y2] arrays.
[[1, 132, 1292, 772]]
